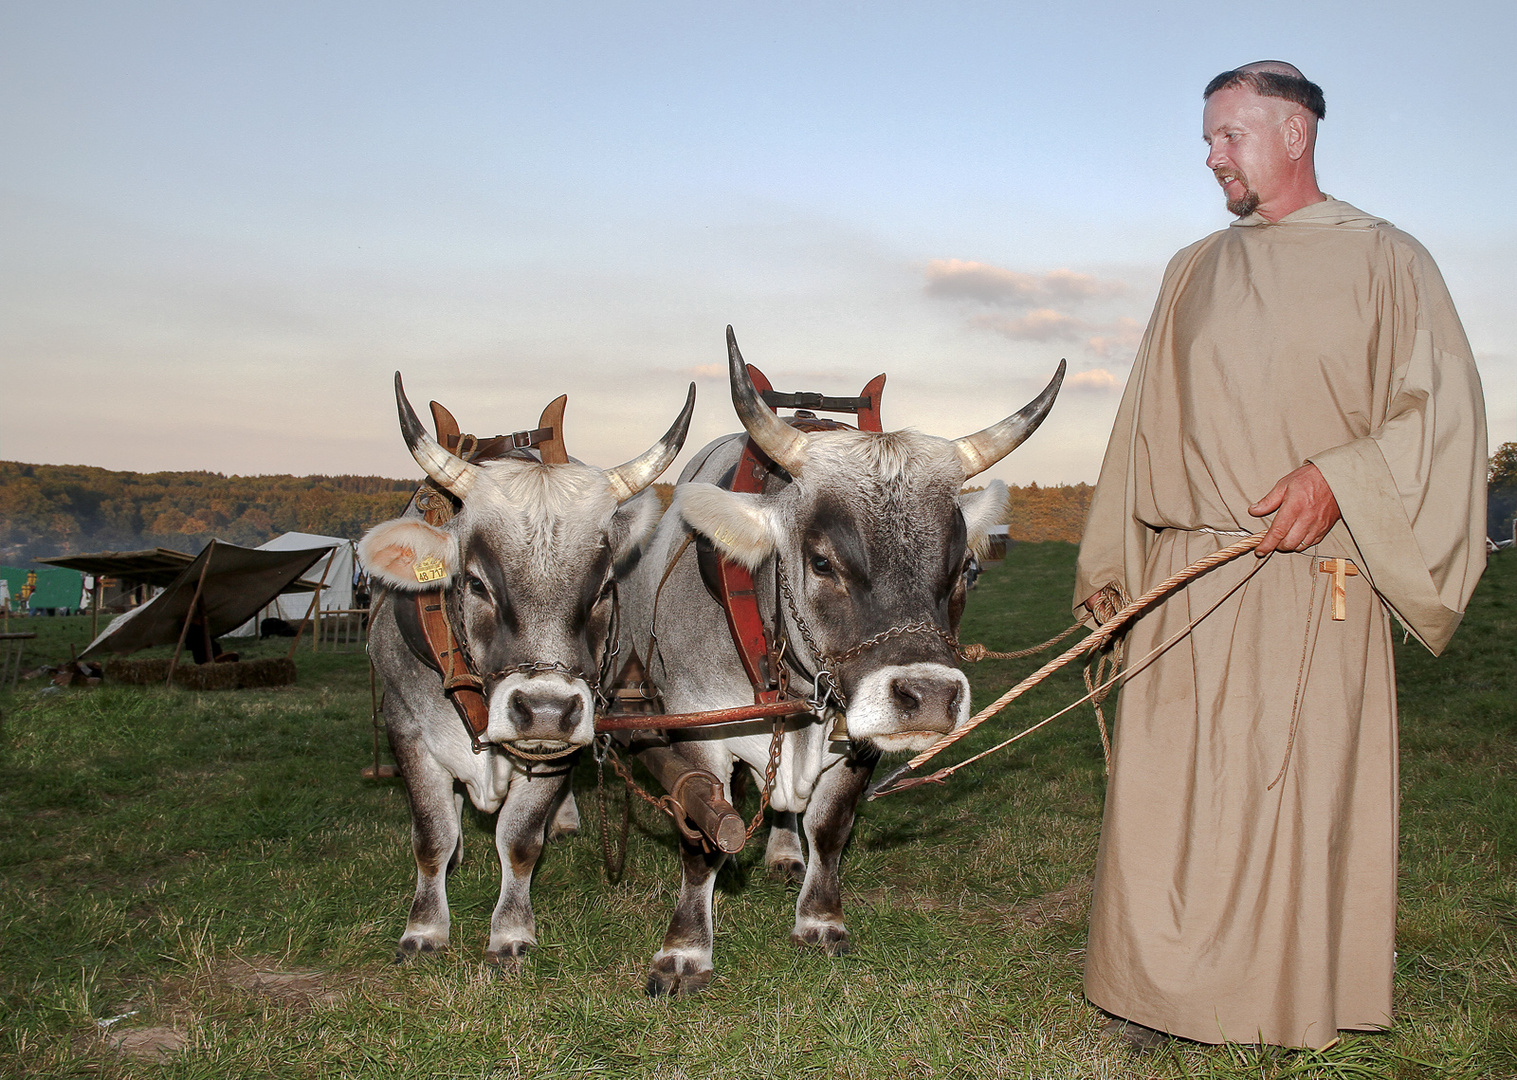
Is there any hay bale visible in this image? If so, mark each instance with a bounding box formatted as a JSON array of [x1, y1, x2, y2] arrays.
[[102, 656, 297, 690]]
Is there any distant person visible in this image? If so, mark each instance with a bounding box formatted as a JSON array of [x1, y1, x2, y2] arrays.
[[1074, 62, 1487, 1048]]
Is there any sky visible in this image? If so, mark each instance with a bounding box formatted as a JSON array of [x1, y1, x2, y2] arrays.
[[2, 1, 1512, 487]]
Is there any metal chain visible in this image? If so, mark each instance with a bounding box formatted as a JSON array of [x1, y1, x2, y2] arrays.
[[775, 562, 959, 708], [594, 737, 630, 883], [744, 719, 787, 841]]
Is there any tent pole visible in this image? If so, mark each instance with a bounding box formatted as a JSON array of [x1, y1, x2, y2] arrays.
[[287, 550, 334, 661], [167, 541, 216, 689], [91, 577, 101, 638]]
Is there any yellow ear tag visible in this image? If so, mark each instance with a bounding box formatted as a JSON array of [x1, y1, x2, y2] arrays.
[[413, 555, 447, 584]]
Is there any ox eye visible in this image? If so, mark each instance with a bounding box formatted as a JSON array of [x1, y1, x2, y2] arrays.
[[808, 553, 834, 578], [466, 574, 490, 599]]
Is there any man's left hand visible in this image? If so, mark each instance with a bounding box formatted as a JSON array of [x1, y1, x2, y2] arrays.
[[1248, 463, 1341, 556]]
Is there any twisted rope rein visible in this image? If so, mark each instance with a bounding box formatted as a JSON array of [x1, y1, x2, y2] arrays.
[[869, 532, 1267, 799]]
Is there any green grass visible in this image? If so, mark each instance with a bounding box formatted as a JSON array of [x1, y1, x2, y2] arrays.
[[1, 545, 1512, 1078]]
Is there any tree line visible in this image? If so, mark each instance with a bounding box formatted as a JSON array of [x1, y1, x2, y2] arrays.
[[0, 461, 416, 565], [0, 459, 1105, 567]]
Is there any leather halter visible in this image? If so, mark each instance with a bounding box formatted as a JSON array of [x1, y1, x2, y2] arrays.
[[695, 365, 885, 707], [397, 395, 576, 753]]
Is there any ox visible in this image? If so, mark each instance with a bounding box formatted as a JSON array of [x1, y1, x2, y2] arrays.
[[619, 328, 1062, 994], [362, 374, 693, 966]]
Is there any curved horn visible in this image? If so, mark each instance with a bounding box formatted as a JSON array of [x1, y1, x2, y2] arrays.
[[604, 382, 697, 502], [395, 372, 482, 500], [953, 359, 1066, 478], [727, 326, 809, 476]]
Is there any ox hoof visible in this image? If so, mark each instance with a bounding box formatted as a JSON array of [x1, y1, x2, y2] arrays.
[[766, 858, 806, 884], [645, 956, 713, 997], [546, 822, 579, 842], [484, 941, 532, 971], [791, 924, 851, 956], [393, 936, 447, 964]]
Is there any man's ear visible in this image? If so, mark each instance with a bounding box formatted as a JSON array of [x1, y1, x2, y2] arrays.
[[358, 518, 458, 591], [1284, 112, 1309, 160], [677, 484, 780, 570]]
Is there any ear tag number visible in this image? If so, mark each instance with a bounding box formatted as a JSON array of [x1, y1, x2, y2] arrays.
[[414, 555, 447, 583]]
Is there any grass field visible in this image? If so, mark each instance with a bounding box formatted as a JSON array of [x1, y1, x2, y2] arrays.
[[1, 544, 1512, 1078]]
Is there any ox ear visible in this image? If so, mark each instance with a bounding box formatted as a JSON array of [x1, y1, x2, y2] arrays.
[[607, 488, 663, 574], [358, 518, 459, 592], [677, 483, 780, 571], [958, 480, 1009, 559]]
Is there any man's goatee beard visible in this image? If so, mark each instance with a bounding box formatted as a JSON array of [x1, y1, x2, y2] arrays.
[[1228, 189, 1261, 217]]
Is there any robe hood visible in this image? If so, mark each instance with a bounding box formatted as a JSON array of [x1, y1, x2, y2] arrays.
[[1232, 196, 1390, 230]]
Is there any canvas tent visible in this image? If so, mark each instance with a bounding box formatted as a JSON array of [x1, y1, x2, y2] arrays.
[[225, 532, 357, 637], [80, 540, 332, 659], [0, 564, 87, 613]]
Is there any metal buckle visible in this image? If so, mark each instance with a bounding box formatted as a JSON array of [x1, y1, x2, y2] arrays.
[[510, 430, 534, 449]]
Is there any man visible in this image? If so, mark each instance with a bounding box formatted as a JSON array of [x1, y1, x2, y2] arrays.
[[1075, 62, 1487, 1049]]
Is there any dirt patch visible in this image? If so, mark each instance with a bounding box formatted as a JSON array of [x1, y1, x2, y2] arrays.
[[1004, 876, 1091, 929], [222, 960, 344, 1007], [854, 876, 1093, 930], [105, 1025, 186, 1062]]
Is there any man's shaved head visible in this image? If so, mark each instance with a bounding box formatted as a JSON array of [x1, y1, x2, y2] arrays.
[[1205, 61, 1325, 120]]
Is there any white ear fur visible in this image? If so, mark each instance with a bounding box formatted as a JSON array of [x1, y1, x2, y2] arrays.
[[958, 480, 1009, 559], [677, 483, 779, 571], [358, 518, 458, 592], [608, 488, 662, 565]]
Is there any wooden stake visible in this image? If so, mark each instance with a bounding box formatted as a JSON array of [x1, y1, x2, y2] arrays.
[[167, 541, 217, 688], [288, 550, 334, 660]]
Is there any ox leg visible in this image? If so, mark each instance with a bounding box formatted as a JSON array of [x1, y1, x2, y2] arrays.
[[647, 835, 725, 996], [644, 745, 730, 997], [764, 810, 806, 883], [792, 747, 878, 955], [485, 769, 566, 968], [395, 753, 461, 963], [548, 780, 580, 841]]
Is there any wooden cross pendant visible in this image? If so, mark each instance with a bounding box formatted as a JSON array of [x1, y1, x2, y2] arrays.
[[1317, 558, 1359, 621]]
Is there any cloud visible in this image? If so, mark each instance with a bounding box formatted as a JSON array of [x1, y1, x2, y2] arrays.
[[688, 363, 726, 379], [974, 308, 1088, 341], [1066, 368, 1119, 392], [1085, 317, 1144, 360], [924, 259, 1126, 307]]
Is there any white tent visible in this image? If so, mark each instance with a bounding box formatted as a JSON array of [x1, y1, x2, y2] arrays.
[[225, 532, 355, 637]]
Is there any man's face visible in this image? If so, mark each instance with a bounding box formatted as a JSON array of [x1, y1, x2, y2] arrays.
[[1202, 86, 1295, 218]]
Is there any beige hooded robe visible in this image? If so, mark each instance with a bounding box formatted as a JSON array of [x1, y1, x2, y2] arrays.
[[1074, 198, 1486, 1047]]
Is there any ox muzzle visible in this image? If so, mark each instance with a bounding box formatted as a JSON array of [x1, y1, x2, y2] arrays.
[[485, 670, 598, 751], [838, 661, 971, 752]]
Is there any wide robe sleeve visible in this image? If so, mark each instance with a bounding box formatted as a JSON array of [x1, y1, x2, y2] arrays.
[[1073, 247, 1196, 614], [1308, 231, 1487, 655]]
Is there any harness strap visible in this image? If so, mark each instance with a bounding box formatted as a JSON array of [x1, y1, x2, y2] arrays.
[[699, 365, 886, 706], [413, 591, 493, 753]]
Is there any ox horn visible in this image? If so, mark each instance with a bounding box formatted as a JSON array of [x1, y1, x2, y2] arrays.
[[952, 359, 1067, 478], [727, 326, 809, 477], [394, 372, 482, 500], [603, 382, 697, 502]]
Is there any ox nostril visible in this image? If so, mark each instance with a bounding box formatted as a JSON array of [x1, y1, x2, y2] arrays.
[[507, 684, 583, 737], [891, 678, 923, 712]]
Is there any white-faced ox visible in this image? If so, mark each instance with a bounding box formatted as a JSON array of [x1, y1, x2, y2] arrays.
[[362, 374, 693, 967], [620, 328, 1063, 995]]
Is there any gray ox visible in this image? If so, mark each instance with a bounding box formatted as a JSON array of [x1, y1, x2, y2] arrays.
[[362, 374, 693, 966], [620, 328, 1062, 995]]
